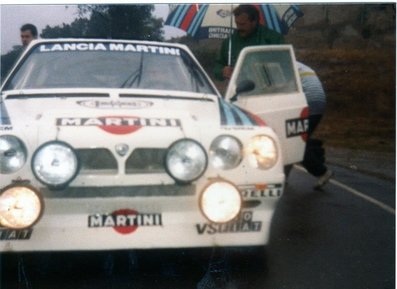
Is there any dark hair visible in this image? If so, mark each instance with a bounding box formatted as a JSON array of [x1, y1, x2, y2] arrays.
[[233, 5, 259, 23], [20, 23, 38, 38]]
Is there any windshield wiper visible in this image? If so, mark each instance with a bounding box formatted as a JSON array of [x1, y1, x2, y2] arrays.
[[120, 51, 144, 88]]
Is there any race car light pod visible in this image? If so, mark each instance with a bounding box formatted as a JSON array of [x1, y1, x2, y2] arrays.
[[165, 139, 207, 183], [32, 141, 79, 187], [200, 180, 242, 223], [0, 135, 27, 174], [245, 135, 278, 169], [209, 135, 243, 170], [0, 185, 44, 229]]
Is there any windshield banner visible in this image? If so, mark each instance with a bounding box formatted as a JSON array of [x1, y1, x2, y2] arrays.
[[39, 43, 181, 55]]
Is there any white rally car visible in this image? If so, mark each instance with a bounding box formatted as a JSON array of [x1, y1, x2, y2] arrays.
[[0, 39, 307, 252]]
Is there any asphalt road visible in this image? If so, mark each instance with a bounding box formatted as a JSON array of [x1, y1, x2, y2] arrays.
[[1, 163, 395, 289]]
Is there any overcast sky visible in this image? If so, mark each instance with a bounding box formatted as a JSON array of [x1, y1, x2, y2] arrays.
[[0, 4, 185, 54]]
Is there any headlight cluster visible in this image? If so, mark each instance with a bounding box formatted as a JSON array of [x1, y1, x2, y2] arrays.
[[165, 135, 277, 182], [165, 139, 207, 183], [32, 141, 79, 187], [209, 135, 242, 170], [0, 185, 44, 229], [245, 135, 278, 169], [0, 135, 80, 187], [200, 179, 242, 223], [209, 134, 277, 171], [0, 135, 27, 174]]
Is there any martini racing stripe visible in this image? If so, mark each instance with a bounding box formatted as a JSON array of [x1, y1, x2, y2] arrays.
[[218, 98, 265, 127], [0, 99, 11, 125]]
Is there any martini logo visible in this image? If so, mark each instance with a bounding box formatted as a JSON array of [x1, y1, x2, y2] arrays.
[[40, 43, 181, 56], [57, 116, 181, 135], [196, 211, 262, 235], [88, 209, 162, 235], [285, 107, 309, 141], [0, 228, 33, 240]]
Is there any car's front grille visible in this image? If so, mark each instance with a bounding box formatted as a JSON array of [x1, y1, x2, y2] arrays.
[[126, 148, 166, 174], [41, 184, 195, 198], [76, 148, 167, 175], [76, 148, 118, 174]]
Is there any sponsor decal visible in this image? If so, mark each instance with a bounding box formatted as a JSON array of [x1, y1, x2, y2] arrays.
[[285, 107, 309, 140], [88, 209, 162, 235], [39, 43, 180, 56], [0, 126, 13, 131], [241, 184, 283, 199], [216, 9, 232, 18], [208, 27, 233, 39], [77, 100, 153, 110], [56, 116, 181, 135], [196, 211, 262, 235], [0, 228, 33, 240]]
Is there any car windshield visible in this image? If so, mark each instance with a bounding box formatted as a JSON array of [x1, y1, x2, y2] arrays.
[[3, 42, 216, 94]]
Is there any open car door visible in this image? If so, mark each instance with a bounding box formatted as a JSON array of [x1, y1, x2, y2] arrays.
[[225, 45, 308, 165]]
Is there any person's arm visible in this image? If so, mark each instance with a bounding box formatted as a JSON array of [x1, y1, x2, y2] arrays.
[[259, 26, 285, 45]]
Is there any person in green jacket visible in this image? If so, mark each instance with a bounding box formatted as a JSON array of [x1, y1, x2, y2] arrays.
[[214, 4, 285, 81]]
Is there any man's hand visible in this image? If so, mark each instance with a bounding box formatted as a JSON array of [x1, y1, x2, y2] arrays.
[[222, 66, 233, 80]]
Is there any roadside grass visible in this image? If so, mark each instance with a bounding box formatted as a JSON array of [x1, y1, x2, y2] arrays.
[[315, 113, 395, 152]]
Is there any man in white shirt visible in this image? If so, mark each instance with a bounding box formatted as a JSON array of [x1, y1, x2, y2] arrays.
[[297, 61, 333, 189]]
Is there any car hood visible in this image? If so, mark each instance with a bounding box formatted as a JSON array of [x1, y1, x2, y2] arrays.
[[1, 90, 221, 142]]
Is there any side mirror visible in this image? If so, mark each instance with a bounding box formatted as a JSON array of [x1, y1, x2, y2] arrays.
[[230, 80, 255, 102]]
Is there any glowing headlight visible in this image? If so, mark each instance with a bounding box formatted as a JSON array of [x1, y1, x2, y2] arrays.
[[246, 135, 278, 169], [0, 135, 27, 174], [32, 141, 79, 187], [165, 139, 207, 183], [200, 180, 242, 223], [0, 185, 43, 229], [210, 135, 242, 170]]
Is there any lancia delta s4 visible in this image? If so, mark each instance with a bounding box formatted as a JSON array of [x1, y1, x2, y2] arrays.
[[0, 39, 307, 251]]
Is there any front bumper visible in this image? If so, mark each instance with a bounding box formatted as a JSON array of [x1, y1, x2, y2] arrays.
[[0, 176, 283, 252]]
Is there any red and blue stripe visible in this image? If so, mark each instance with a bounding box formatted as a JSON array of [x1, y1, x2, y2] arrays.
[[218, 98, 266, 127]]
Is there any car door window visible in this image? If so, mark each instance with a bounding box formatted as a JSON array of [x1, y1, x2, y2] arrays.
[[236, 50, 298, 96]]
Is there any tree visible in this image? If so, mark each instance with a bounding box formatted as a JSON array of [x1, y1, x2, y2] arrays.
[[1, 46, 23, 83], [41, 4, 164, 41], [41, 18, 91, 39]]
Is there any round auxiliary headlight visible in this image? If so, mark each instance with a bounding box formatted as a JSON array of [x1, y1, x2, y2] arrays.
[[246, 135, 278, 169], [0, 185, 44, 229], [32, 141, 79, 187], [165, 139, 207, 183], [210, 135, 242, 170], [0, 135, 27, 174], [200, 180, 242, 223]]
